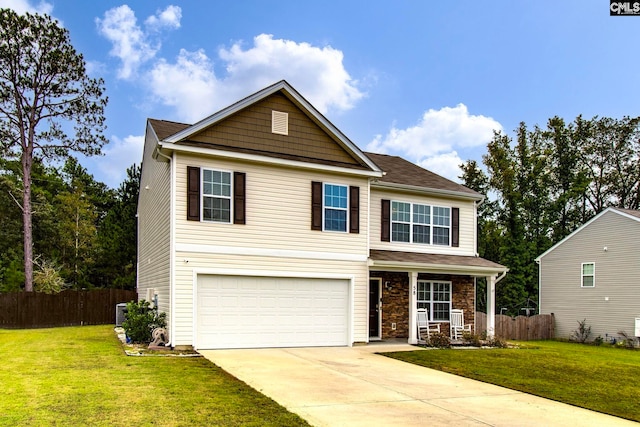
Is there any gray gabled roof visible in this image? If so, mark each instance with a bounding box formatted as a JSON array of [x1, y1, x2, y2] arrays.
[[535, 207, 640, 261]]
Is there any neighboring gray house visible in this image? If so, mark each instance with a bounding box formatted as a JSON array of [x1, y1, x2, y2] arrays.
[[536, 207, 640, 341]]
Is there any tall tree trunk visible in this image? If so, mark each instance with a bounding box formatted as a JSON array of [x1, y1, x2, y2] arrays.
[[22, 149, 33, 292]]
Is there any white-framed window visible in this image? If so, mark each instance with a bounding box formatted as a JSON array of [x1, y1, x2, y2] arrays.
[[581, 262, 595, 287], [324, 183, 348, 232], [391, 201, 450, 245], [417, 280, 451, 321], [391, 201, 411, 242], [202, 169, 232, 223]]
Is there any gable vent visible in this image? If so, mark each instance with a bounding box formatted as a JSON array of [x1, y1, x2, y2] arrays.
[[272, 110, 288, 135]]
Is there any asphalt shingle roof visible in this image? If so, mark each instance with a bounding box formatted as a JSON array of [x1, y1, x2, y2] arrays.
[[365, 152, 481, 198], [370, 249, 505, 270]]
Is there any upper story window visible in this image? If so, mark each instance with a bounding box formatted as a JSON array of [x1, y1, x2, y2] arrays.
[[202, 169, 232, 223], [391, 201, 450, 245], [311, 181, 359, 234], [187, 166, 246, 224], [581, 262, 595, 287], [324, 183, 348, 232]]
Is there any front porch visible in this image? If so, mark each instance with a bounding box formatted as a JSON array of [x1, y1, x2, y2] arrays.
[[368, 250, 507, 344]]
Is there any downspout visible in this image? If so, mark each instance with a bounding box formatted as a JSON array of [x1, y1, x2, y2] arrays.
[[474, 198, 482, 257], [154, 147, 172, 162], [535, 259, 541, 315], [154, 146, 175, 347]]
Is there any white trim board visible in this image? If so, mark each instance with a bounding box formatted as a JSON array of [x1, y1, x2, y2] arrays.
[[175, 242, 368, 263]]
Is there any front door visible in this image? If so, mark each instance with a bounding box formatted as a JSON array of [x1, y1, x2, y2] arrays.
[[369, 279, 381, 338]]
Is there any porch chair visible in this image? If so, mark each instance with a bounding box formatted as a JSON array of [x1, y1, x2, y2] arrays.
[[450, 309, 472, 340], [416, 308, 440, 344]]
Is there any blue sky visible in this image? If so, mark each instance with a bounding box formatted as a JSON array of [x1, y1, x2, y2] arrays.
[[3, 1, 639, 188]]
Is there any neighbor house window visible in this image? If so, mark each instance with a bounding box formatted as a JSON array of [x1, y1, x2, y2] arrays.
[[417, 280, 451, 321], [391, 202, 450, 245], [581, 262, 595, 287], [324, 183, 348, 232], [202, 169, 231, 223]]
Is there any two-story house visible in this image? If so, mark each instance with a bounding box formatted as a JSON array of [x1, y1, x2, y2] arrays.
[[137, 80, 507, 350]]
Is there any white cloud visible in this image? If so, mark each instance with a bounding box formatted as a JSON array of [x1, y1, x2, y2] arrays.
[[419, 152, 465, 183], [148, 49, 218, 122], [96, 5, 181, 79], [144, 34, 364, 122], [96, 5, 363, 121], [218, 34, 364, 114], [0, 0, 53, 15], [96, 135, 144, 187], [367, 104, 502, 181], [144, 5, 181, 31]]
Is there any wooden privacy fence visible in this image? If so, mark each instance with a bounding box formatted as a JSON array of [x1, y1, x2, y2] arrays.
[[0, 289, 138, 329], [476, 312, 555, 340]]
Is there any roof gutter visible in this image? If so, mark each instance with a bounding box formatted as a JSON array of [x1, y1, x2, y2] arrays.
[[372, 181, 483, 201], [153, 145, 172, 162], [368, 259, 508, 277], [158, 141, 384, 178]]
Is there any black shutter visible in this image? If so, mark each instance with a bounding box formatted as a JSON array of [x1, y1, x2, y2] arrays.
[[311, 181, 323, 230], [381, 199, 391, 242], [451, 207, 459, 247], [187, 166, 200, 221], [233, 172, 246, 225], [349, 186, 360, 234]]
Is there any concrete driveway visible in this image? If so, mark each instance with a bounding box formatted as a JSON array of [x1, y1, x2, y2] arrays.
[[200, 343, 636, 427]]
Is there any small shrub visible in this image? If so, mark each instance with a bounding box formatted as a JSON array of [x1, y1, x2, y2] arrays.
[[33, 258, 67, 294], [570, 319, 591, 343], [462, 331, 482, 347], [593, 336, 604, 346], [617, 331, 638, 349], [122, 300, 167, 344], [486, 336, 509, 348], [426, 332, 450, 348]]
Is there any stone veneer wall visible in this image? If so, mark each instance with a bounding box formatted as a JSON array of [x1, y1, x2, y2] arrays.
[[370, 271, 475, 339], [370, 271, 409, 338]]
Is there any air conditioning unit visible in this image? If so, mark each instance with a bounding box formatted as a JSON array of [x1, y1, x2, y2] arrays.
[[115, 303, 128, 327]]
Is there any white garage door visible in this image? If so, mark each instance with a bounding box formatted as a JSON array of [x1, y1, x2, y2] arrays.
[[196, 275, 350, 349]]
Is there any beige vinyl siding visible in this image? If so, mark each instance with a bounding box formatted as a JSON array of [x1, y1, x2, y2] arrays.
[[137, 127, 172, 328], [170, 152, 371, 347], [539, 210, 640, 339], [369, 188, 477, 256], [174, 153, 370, 255], [171, 252, 369, 347]]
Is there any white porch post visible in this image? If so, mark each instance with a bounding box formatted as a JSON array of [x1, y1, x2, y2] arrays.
[[486, 275, 496, 338], [408, 271, 418, 344]]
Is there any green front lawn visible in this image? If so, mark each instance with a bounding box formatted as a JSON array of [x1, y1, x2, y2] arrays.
[[0, 326, 309, 426], [385, 341, 640, 422]]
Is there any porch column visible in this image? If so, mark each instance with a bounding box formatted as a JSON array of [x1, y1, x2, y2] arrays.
[[408, 271, 418, 344], [486, 274, 496, 338]]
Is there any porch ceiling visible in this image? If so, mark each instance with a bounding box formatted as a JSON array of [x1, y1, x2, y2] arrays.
[[368, 250, 508, 277]]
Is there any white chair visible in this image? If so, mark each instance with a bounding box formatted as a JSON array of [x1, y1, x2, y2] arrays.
[[450, 309, 472, 340], [416, 308, 440, 344]]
